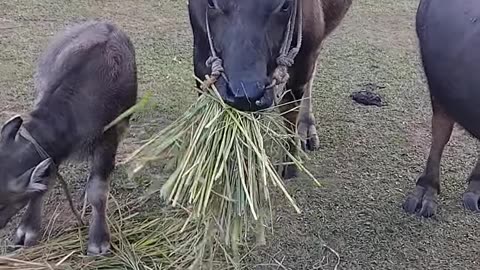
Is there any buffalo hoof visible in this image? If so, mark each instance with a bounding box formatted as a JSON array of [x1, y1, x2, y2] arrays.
[[14, 225, 40, 247], [297, 113, 320, 151], [463, 191, 480, 212], [87, 240, 110, 256], [87, 221, 111, 256], [403, 185, 438, 218]]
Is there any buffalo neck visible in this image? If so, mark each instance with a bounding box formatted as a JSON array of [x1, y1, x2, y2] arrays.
[[24, 106, 78, 164]]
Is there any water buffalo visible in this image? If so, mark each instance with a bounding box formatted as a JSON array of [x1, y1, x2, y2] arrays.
[[0, 20, 137, 255], [403, 0, 480, 217], [188, 0, 352, 178]]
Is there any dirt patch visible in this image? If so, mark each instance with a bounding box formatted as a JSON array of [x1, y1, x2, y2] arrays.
[[1, 0, 480, 269]]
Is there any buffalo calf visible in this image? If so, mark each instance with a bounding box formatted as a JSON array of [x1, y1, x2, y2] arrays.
[[0, 20, 137, 255]]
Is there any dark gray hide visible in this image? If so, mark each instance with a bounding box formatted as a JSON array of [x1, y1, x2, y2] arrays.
[[188, 0, 352, 178], [0, 20, 137, 255], [403, 0, 480, 217]]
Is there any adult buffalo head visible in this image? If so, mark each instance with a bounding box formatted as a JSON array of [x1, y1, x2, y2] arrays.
[[188, 0, 301, 111]]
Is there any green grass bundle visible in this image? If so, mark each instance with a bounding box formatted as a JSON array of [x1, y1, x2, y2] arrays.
[[125, 85, 319, 266]]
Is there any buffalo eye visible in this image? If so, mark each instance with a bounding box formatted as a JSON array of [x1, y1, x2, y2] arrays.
[[281, 0, 291, 12], [207, 0, 216, 9]]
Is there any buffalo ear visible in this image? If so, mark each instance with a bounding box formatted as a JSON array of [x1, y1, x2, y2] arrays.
[[28, 158, 55, 193], [0, 115, 23, 144], [7, 167, 34, 193]]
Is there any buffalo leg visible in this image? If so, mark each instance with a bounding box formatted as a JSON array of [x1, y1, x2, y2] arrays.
[[297, 65, 320, 151], [463, 146, 480, 211], [279, 92, 300, 179], [403, 96, 454, 217], [86, 120, 127, 255], [13, 195, 45, 247], [278, 49, 322, 179]]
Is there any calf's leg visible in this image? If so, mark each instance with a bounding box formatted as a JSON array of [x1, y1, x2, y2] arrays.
[[14, 195, 44, 247], [86, 120, 127, 255], [403, 96, 454, 217]]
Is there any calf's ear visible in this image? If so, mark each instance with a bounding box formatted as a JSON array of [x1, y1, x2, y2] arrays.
[[28, 158, 55, 193], [1, 115, 23, 144]]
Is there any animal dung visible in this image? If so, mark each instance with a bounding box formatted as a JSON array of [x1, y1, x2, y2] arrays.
[[350, 83, 386, 107], [351, 90, 385, 107]]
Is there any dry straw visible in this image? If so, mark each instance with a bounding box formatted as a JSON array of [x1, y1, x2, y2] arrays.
[[0, 197, 230, 269]]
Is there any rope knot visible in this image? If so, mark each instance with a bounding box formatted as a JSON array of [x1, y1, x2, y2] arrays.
[[286, 47, 300, 61], [272, 65, 290, 85], [268, 65, 291, 106], [205, 56, 224, 77], [276, 54, 295, 67], [202, 56, 225, 91]]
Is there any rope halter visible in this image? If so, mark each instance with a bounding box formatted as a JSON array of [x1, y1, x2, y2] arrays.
[[17, 124, 84, 226]]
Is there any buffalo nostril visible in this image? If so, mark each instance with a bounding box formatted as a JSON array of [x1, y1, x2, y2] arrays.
[[255, 97, 267, 107], [255, 90, 274, 109]]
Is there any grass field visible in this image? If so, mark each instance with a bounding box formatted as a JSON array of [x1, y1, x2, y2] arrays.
[[1, 0, 480, 269]]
